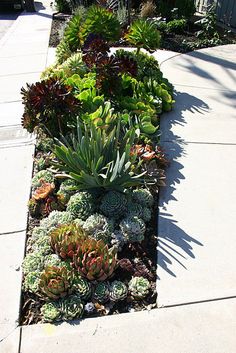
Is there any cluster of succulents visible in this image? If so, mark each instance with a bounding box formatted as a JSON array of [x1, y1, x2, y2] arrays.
[[21, 1, 173, 324]]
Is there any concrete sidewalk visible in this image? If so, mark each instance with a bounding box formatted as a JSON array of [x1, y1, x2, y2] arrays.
[[0, 4, 236, 351]]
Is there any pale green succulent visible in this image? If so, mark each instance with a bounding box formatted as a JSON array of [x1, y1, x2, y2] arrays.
[[41, 302, 61, 323], [72, 275, 92, 301], [82, 213, 114, 244], [59, 294, 84, 321], [40, 64, 58, 80], [66, 192, 95, 220], [142, 207, 152, 222], [109, 280, 128, 302], [60, 52, 87, 77], [73, 218, 85, 228], [31, 226, 48, 242], [93, 282, 110, 303], [31, 170, 55, 190], [56, 39, 73, 65], [119, 216, 146, 243], [132, 189, 154, 208], [40, 211, 74, 232], [57, 179, 79, 207], [44, 254, 63, 268], [128, 276, 150, 299], [32, 234, 51, 256], [23, 271, 41, 293], [100, 191, 128, 219], [22, 252, 45, 275]]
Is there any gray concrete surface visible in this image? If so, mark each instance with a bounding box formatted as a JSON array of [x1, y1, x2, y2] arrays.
[[157, 45, 236, 307], [0, 12, 19, 41], [20, 299, 236, 353]]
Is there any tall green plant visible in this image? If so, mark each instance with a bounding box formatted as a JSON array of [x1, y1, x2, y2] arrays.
[[53, 120, 145, 191]]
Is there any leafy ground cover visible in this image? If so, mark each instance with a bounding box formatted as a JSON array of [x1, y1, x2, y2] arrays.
[[21, 3, 174, 325]]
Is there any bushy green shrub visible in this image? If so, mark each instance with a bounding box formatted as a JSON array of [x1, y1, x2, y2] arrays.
[[157, 0, 195, 20]]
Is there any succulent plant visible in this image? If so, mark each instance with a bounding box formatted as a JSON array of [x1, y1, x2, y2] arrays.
[[132, 189, 154, 208], [73, 238, 116, 281], [110, 230, 126, 251], [56, 39, 73, 64], [50, 223, 86, 260], [66, 192, 95, 221], [100, 191, 128, 219], [118, 258, 134, 273], [84, 302, 96, 314], [23, 271, 41, 293], [119, 216, 146, 243], [60, 52, 87, 77], [109, 280, 128, 302], [32, 234, 51, 256], [59, 294, 84, 321], [93, 281, 110, 303], [40, 211, 74, 232], [22, 252, 45, 275], [128, 276, 150, 299], [32, 182, 55, 201], [31, 226, 48, 241], [31, 170, 55, 190], [127, 202, 152, 223], [57, 179, 79, 207], [82, 213, 114, 244], [72, 275, 92, 301], [38, 266, 73, 300], [44, 254, 64, 268], [28, 198, 41, 217], [41, 302, 62, 323]]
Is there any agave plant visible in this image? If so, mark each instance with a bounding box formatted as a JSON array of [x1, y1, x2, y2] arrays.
[[50, 223, 86, 260], [73, 238, 116, 281], [53, 120, 145, 192], [125, 19, 161, 53]]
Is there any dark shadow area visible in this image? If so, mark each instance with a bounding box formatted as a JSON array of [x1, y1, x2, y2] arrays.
[[189, 49, 236, 72], [157, 90, 208, 277], [157, 212, 203, 278]]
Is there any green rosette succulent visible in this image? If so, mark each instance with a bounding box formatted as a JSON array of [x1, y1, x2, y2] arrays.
[[22, 252, 45, 275], [100, 191, 128, 219], [72, 275, 92, 301], [56, 39, 73, 64], [23, 271, 41, 293], [132, 189, 154, 208], [60, 52, 87, 77], [66, 192, 95, 221], [38, 266, 73, 300], [82, 213, 114, 244], [31, 226, 48, 242], [73, 238, 116, 281], [41, 302, 61, 323], [119, 216, 146, 243], [127, 202, 151, 223], [128, 276, 150, 300], [31, 170, 55, 190], [93, 282, 110, 303], [50, 223, 86, 260], [57, 179, 79, 207], [40, 211, 74, 232], [109, 280, 128, 302], [59, 294, 84, 321]]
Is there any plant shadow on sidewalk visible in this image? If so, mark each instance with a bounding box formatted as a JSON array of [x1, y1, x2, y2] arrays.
[[157, 90, 209, 278]]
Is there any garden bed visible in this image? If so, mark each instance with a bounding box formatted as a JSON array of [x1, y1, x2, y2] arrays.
[[20, 4, 174, 325]]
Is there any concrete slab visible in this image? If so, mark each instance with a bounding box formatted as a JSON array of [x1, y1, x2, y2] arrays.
[[0, 54, 47, 76], [160, 86, 236, 144], [0, 231, 26, 327], [0, 144, 34, 233], [0, 72, 41, 103], [0, 102, 24, 127], [0, 326, 20, 353], [160, 45, 236, 90], [20, 299, 236, 353], [157, 141, 236, 306]]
